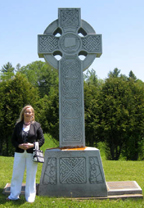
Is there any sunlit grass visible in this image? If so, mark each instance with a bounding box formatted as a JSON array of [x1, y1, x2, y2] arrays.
[[0, 134, 143, 207]]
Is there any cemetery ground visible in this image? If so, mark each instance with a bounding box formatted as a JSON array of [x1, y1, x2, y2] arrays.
[[0, 134, 143, 208]]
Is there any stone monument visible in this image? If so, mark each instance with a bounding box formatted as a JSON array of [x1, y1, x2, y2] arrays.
[[38, 8, 107, 197]]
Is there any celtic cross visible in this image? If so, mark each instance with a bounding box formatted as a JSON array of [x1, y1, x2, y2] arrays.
[[38, 8, 102, 148]]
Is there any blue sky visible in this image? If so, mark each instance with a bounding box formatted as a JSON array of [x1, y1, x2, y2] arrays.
[[0, 0, 144, 80]]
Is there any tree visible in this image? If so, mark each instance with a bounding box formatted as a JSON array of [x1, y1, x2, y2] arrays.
[[1, 62, 14, 73], [84, 82, 100, 146], [122, 80, 144, 160], [36, 88, 59, 140], [97, 77, 144, 160], [84, 69, 104, 146], [19, 61, 59, 98], [85, 69, 98, 85], [0, 62, 15, 81], [0, 73, 39, 156], [16, 63, 21, 72], [108, 68, 128, 81], [108, 68, 121, 78], [128, 70, 137, 81]]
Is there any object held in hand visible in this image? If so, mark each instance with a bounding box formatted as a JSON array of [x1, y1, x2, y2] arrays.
[[33, 142, 44, 163]]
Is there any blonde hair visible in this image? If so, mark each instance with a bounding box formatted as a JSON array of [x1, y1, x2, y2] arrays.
[[17, 105, 35, 123]]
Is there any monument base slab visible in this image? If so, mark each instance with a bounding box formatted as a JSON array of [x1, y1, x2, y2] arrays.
[[3, 182, 143, 199], [107, 181, 142, 195], [38, 147, 107, 197]]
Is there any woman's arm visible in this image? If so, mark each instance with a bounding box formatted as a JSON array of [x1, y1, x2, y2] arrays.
[[11, 125, 19, 148], [37, 126, 45, 147]]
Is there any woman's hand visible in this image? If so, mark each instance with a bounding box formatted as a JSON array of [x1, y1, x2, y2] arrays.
[[18, 143, 34, 150]]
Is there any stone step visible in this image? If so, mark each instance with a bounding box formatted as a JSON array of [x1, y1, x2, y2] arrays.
[[3, 183, 39, 195], [107, 181, 142, 195], [3, 181, 143, 199]]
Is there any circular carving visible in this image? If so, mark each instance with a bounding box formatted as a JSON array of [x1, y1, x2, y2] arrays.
[[59, 33, 82, 54], [43, 19, 97, 70]]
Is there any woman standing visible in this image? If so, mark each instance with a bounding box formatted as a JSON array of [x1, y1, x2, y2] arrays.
[[7, 105, 44, 203]]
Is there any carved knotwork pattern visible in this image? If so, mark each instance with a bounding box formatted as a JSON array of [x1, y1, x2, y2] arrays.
[[62, 118, 82, 141], [61, 58, 81, 98], [61, 58, 80, 79], [89, 157, 103, 184], [60, 57, 83, 142], [82, 35, 101, 52], [59, 157, 86, 184], [59, 9, 80, 31], [43, 157, 57, 185], [62, 98, 82, 118], [62, 79, 81, 98], [39, 35, 59, 53], [38, 8, 102, 147]]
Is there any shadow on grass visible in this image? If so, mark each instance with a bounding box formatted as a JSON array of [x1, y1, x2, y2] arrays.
[[0, 188, 26, 206]]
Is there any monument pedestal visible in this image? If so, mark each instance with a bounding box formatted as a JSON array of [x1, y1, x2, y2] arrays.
[[38, 147, 107, 197]]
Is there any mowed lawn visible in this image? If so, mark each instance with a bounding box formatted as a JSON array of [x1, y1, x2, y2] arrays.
[[0, 134, 143, 208]]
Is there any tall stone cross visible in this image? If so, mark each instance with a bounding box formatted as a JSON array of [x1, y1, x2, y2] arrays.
[[38, 8, 102, 148]]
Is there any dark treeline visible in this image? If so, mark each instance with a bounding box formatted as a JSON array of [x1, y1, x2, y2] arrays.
[[0, 62, 144, 160]]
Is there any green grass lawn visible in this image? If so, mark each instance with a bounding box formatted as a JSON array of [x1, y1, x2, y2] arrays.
[[0, 134, 143, 208]]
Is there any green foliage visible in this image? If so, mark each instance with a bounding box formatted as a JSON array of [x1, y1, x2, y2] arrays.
[[0, 62, 15, 81], [98, 77, 130, 159], [1, 62, 14, 73], [98, 77, 144, 160], [39, 134, 59, 156], [18, 61, 59, 98], [84, 83, 100, 146], [122, 80, 144, 160], [108, 68, 128, 80], [36, 88, 59, 140], [84, 69, 104, 146], [129, 70, 137, 81], [17, 61, 59, 139], [0, 60, 144, 161], [0, 73, 39, 156], [108, 67, 121, 78]]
